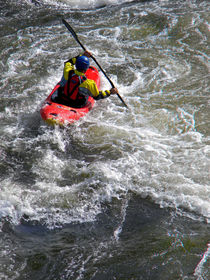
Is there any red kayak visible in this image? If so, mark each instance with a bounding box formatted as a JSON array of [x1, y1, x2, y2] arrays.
[[40, 66, 100, 126]]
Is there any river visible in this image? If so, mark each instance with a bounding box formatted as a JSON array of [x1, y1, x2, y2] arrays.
[[0, 0, 209, 279]]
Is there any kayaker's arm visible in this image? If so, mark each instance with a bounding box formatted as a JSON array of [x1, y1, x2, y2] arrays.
[[61, 56, 78, 82], [94, 88, 118, 100], [80, 79, 118, 100], [63, 62, 74, 80], [94, 90, 111, 100]]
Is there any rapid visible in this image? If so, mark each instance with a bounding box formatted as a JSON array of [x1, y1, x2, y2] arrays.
[[0, 0, 209, 279]]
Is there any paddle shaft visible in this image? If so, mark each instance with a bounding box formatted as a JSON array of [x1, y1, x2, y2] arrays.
[[62, 19, 128, 109]]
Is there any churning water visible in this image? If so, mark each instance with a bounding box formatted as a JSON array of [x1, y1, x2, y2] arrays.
[[0, 0, 209, 279]]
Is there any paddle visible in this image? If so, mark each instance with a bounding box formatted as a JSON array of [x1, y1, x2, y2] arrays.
[[62, 19, 129, 109]]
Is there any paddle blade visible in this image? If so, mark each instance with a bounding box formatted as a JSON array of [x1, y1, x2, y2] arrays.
[[62, 19, 77, 40], [62, 19, 86, 51]]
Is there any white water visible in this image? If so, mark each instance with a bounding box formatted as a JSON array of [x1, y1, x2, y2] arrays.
[[0, 0, 209, 279], [1, 0, 209, 228], [27, 0, 135, 8]]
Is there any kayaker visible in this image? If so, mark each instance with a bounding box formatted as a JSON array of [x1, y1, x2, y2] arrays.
[[53, 51, 118, 108]]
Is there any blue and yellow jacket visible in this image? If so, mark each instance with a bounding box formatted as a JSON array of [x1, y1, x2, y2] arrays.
[[62, 55, 111, 100]]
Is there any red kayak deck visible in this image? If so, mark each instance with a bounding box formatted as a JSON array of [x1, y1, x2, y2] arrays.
[[40, 66, 100, 126]]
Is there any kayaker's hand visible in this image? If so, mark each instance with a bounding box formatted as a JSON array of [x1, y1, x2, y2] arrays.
[[110, 88, 118, 95], [83, 50, 92, 58]]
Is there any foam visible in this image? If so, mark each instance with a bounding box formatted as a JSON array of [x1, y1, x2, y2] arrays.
[[27, 0, 134, 9], [0, 0, 209, 229]]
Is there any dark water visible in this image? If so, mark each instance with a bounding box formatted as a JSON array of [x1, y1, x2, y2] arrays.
[[0, 0, 209, 279]]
